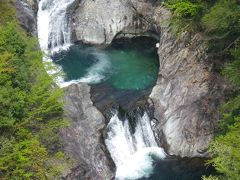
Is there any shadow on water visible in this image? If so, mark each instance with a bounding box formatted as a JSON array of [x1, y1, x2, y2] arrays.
[[52, 36, 160, 110], [140, 157, 215, 180]]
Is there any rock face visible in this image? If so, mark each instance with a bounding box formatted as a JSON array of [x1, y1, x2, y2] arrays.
[[149, 7, 228, 157], [15, 0, 228, 167], [71, 0, 159, 44], [15, 0, 38, 36], [60, 83, 114, 179], [70, 1, 229, 158]]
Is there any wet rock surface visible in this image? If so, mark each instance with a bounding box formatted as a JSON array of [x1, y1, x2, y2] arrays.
[[60, 0, 230, 159], [60, 83, 114, 179], [15, 0, 38, 36], [90, 83, 151, 114], [70, 0, 230, 157], [15, 0, 231, 177]]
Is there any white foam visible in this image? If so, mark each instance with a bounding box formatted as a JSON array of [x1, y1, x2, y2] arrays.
[[37, 0, 75, 87], [105, 111, 166, 179], [38, 0, 112, 87], [116, 147, 166, 180], [57, 50, 111, 88], [38, 0, 75, 52], [78, 51, 111, 84]]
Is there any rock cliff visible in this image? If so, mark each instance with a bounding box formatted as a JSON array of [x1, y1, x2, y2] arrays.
[[149, 7, 228, 157], [60, 83, 114, 179], [71, 0, 160, 44], [16, 0, 229, 166], [70, 0, 228, 158]]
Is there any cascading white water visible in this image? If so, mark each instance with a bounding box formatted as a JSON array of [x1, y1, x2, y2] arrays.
[[38, 0, 75, 53], [105, 111, 166, 179], [37, 0, 111, 87], [78, 51, 111, 84], [37, 0, 75, 85]]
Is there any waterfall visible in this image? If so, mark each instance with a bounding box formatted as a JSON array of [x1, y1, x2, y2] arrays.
[[105, 111, 166, 179], [38, 0, 75, 53], [37, 1, 112, 87], [37, 0, 76, 86]]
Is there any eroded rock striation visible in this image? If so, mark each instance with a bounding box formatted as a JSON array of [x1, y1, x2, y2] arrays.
[[61, 83, 114, 179], [149, 7, 229, 157], [15, 0, 229, 170]]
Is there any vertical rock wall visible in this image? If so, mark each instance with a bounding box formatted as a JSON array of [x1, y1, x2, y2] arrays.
[[71, 0, 159, 44], [17, 0, 230, 165], [149, 6, 229, 157]]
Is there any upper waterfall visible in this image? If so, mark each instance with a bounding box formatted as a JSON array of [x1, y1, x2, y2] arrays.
[[37, 0, 77, 86], [38, 0, 75, 53], [105, 111, 166, 179]]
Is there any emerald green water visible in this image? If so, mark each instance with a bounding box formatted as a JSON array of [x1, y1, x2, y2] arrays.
[[52, 39, 159, 90], [106, 49, 159, 90]]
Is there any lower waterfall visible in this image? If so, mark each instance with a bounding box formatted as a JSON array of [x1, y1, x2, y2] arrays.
[[105, 111, 166, 179]]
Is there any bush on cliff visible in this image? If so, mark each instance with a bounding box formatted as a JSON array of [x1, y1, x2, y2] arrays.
[[205, 45, 240, 179]]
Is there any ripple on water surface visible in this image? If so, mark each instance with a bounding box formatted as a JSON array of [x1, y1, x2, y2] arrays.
[[52, 39, 159, 90]]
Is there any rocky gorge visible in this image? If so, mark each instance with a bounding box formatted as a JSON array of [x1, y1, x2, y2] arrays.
[[15, 0, 229, 179]]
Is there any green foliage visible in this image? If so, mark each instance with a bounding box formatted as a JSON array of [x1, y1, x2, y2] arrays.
[[205, 45, 240, 179], [222, 46, 240, 86], [207, 119, 240, 178], [202, 175, 219, 180], [202, 0, 240, 34], [164, 0, 204, 34], [202, 0, 240, 52], [0, 139, 48, 179], [0, 1, 69, 179], [168, 1, 202, 18], [0, 0, 15, 24], [165, 0, 240, 51]]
